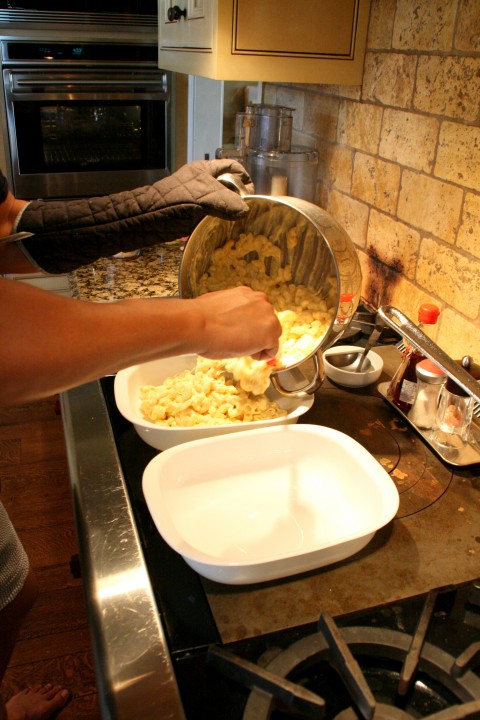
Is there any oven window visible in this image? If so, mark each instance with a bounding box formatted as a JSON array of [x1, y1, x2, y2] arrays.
[[40, 105, 143, 169], [13, 100, 166, 174]]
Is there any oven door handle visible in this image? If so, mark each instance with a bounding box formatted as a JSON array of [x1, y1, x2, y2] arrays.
[[14, 78, 166, 89]]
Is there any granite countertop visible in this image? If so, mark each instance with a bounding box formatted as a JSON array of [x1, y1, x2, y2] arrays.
[[68, 240, 184, 301]]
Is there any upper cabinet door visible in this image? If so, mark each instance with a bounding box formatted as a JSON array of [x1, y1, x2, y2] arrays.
[[159, 0, 371, 84], [161, 0, 213, 50]]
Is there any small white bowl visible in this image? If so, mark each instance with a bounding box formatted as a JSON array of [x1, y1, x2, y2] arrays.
[[114, 354, 314, 451], [323, 345, 384, 388], [142, 424, 399, 584]]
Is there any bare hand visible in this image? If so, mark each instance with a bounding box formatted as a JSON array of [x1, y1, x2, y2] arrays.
[[192, 286, 281, 360]]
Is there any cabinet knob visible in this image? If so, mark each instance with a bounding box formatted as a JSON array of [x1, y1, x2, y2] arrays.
[[167, 5, 187, 21]]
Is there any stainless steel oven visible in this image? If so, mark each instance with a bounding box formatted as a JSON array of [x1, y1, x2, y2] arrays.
[[0, 40, 172, 199]]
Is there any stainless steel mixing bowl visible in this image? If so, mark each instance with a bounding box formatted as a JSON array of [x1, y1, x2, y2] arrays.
[[179, 178, 362, 395]]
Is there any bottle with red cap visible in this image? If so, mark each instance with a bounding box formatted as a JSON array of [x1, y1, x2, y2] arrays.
[[387, 303, 441, 412], [337, 292, 354, 325]]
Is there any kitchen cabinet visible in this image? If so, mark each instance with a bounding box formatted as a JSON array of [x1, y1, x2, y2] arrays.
[[159, 0, 371, 84]]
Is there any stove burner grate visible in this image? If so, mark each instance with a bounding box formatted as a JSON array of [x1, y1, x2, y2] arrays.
[[334, 701, 480, 720], [208, 590, 480, 720], [240, 627, 480, 718]]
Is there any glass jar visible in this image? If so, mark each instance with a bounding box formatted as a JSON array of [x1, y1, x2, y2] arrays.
[[431, 378, 475, 449], [408, 359, 446, 429]]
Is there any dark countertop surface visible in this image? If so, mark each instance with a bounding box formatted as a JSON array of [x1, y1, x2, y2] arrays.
[[68, 243, 480, 645], [198, 346, 480, 643]]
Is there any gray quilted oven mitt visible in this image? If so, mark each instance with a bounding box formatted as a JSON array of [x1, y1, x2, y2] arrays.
[[17, 159, 254, 274]]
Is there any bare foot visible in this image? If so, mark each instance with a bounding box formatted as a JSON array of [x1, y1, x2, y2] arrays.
[[5, 683, 69, 720]]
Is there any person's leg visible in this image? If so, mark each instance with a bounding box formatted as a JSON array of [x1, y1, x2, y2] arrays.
[[0, 501, 35, 682], [0, 505, 69, 719], [0, 566, 38, 681]]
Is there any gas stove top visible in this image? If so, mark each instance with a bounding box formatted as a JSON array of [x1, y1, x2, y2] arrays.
[[177, 583, 480, 719], [61, 342, 480, 719], [94, 370, 480, 719]]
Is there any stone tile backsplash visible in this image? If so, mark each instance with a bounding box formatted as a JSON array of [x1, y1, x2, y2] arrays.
[[264, 0, 480, 363]]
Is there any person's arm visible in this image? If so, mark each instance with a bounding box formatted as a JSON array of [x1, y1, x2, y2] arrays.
[[0, 191, 34, 274], [15, 159, 255, 274], [0, 239, 37, 274], [0, 159, 253, 275], [0, 278, 280, 407]]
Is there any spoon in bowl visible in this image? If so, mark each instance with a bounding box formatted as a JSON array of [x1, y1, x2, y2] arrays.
[[327, 324, 384, 373], [327, 348, 373, 372]]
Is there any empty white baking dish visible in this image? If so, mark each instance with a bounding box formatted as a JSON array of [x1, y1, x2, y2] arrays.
[[142, 424, 399, 584]]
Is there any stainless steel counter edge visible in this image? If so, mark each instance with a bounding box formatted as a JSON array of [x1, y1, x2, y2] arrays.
[[61, 380, 186, 720]]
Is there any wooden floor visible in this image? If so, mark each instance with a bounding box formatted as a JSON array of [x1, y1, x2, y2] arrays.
[[0, 396, 101, 719]]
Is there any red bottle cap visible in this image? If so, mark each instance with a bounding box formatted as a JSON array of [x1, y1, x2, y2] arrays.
[[417, 358, 445, 375], [418, 303, 440, 324]]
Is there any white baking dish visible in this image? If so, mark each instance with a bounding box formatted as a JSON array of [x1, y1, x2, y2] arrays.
[[114, 354, 314, 451], [142, 424, 399, 584]]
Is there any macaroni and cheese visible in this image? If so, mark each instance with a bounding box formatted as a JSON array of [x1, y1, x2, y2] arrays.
[[140, 357, 287, 427], [198, 230, 336, 393]]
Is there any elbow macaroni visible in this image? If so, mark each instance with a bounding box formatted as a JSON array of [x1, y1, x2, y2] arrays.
[[198, 230, 336, 394], [140, 229, 337, 426], [140, 357, 287, 427]]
